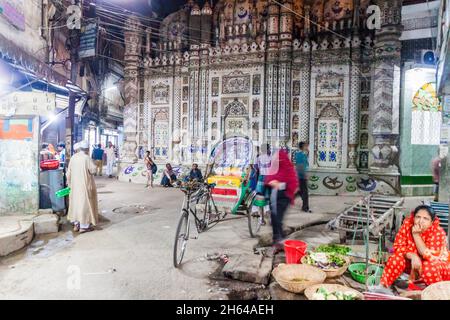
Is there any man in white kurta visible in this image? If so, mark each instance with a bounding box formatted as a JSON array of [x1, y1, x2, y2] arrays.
[[105, 142, 116, 178], [67, 141, 99, 232]]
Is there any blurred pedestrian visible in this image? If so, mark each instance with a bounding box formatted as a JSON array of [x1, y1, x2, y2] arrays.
[[67, 141, 99, 233], [56, 142, 66, 168], [265, 149, 299, 250], [295, 142, 311, 213], [255, 143, 272, 215], [91, 143, 104, 176], [144, 151, 157, 188], [105, 142, 116, 178]]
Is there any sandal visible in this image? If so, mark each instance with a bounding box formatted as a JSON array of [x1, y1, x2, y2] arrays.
[[73, 224, 80, 232], [79, 226, 94, 234]]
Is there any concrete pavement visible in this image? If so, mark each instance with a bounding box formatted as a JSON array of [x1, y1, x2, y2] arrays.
[[0, 177, 427, 299]]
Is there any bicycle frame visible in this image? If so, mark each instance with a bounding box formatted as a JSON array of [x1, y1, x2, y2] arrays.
[[182, 183, 221, 233]]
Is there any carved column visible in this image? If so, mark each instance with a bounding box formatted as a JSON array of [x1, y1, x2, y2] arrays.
[[264, 2, 280, 144], [348, 31, 361, 169], [278, 0, 293, 146], [121, 16, 142, 163], [370, 0, 402, 173]]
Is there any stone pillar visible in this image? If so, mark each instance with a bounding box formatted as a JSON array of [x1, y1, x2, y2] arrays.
[[278, 0, 293, 146], [299, 6, 311, 145], [121, 15, 142, 164], [369, 0, 402, 177], [299, 49, 311, 144], [264, 2, 280, 145], [348, 31, 361, 169]]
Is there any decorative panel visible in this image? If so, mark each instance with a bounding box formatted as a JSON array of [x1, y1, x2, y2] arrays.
[[253, 74, 261, 95], [151, 84, 170, 105], [211, 77, 219, 97], [222, 71, 251, 94], [316, 77, 344, 98]]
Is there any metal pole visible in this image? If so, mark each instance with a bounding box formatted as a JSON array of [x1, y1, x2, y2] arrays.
[[66, 1, 81, 159]]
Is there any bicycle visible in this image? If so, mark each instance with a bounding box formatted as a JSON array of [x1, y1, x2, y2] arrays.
[[173, 180, 223, 268]]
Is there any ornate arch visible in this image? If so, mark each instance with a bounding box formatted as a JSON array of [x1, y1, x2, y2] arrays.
[[224, 99, 248, 117]]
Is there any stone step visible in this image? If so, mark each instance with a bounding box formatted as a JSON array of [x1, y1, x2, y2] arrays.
[[0, 215, 35, 257], [222, 253, 274, 285]]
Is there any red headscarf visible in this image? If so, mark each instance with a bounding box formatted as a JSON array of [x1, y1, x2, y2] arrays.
[[264, 150, 299, 203]]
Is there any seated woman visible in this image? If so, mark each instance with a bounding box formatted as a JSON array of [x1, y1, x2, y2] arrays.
[[161, 163, 178, 187], [373, 205, 449, 294]]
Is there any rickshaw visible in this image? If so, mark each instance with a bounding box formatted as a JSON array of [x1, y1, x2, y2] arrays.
[[173, 136, 267, 268], [205, 136, 266, 238]]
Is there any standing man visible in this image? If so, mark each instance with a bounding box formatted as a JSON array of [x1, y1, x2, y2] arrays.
[[431, 150, 442, 202], [91, 144, 105, 176], [56, 142, 66, 169], [295, 142, 311, 213], [67, 141, 99, 233], [105, 142, 116, 178]]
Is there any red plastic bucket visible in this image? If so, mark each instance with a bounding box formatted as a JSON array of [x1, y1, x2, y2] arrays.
[[284, 240, 307, 264]]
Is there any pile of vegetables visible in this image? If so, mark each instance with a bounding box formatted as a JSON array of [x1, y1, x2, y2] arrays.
[[353, 268, 377, 277], [315, 244, 351, 256], [312, 288, 359, 300], [303, 252, 346, 270]]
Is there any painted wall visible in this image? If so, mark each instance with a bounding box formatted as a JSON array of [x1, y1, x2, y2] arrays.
[[400, 66, 440, 189], [0, 117, 39, 215]]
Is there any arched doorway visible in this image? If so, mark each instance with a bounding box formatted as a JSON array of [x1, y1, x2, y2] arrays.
[[222, 99, 249, 139]]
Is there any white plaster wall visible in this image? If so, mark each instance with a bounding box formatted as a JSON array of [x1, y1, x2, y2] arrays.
[[0, 1, 47, 62]]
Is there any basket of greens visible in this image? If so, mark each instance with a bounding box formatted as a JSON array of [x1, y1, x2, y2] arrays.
[[301, 252, 351, 278], [314, 244, 351, 256], [304, 284, 364, 300]]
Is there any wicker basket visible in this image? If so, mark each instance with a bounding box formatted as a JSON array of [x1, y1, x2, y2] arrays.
[[421, 281, 450, 300], [301, 255, 351, 278], [272, 263, 327, 294], [304, 283, 364, 300]]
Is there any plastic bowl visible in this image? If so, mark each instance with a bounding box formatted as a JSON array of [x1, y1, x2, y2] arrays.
[[348, 263, 384, 285]]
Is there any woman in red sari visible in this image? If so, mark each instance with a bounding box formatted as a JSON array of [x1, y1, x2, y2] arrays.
[[374, 205, 449, 293]]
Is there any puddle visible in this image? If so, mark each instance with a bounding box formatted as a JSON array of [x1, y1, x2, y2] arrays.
[[26, 231, 75, 259], [112, 205, 159, 214]]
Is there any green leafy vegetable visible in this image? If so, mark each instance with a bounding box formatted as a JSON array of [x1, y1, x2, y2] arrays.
[[315, 244, 351, 255]]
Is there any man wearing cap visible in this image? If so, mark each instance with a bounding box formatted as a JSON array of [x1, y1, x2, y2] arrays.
[[67, 140, 99, 233]]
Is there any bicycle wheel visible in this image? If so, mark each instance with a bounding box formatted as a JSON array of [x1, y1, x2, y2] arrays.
[[247, 193, 262, 238], [173, 209, 189, 268]]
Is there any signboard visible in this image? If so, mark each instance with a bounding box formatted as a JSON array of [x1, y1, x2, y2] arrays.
[[0, 92, 56, 117], [0, 0, 25, 31], [79, 22, 98, 59]]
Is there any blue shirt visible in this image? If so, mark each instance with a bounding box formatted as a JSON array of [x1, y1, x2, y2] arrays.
[[92, 148, 104, 161], [295, 151, 309, 179], [189, 169, 203, 181]]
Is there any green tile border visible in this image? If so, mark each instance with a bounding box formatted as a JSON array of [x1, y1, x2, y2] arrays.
[[400, 175, 433, 185]]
